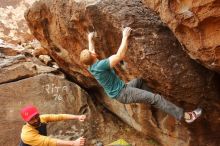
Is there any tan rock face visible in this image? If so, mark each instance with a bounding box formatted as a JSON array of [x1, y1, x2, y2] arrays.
[[25, 0, 220, 145], [0, 72, 110, 146], [142, 0, 220, 73]]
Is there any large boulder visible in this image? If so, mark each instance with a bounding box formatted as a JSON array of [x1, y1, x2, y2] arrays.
[[142, 0, 220, 73], [25, 0, 220, 145]]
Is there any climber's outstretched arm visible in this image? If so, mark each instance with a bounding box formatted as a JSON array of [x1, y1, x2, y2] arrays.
[[88, 32, 96, 54], [109, 27, 131, 68]]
